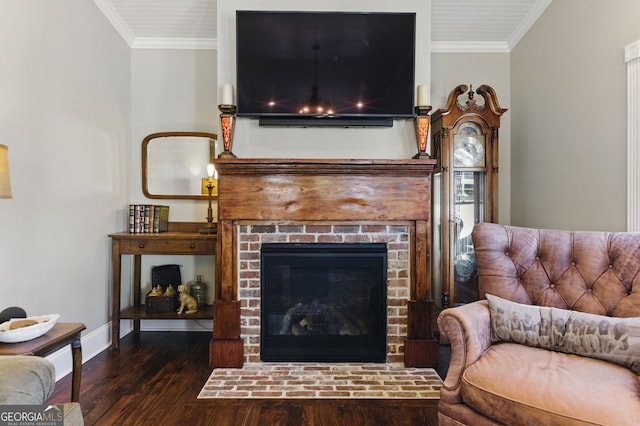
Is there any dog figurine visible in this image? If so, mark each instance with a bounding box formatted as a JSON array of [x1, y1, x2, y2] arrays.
[[177, 284, 198, 314]]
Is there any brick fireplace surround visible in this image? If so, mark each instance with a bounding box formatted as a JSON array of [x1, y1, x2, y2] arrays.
[[239, 222, 410, 364], [210, 159, 438, 369]]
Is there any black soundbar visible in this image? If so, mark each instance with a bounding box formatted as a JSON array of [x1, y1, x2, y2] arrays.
[[257, 116, 395, 128]]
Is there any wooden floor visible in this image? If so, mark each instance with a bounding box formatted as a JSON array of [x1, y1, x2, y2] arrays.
[[47, 331, 439, 426]]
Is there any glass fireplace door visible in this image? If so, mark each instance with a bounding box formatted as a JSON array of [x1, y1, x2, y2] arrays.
[[260, 243, 387, 362]]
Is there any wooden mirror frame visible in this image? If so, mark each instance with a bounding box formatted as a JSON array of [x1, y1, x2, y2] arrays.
[[142, 131, 217, 200]]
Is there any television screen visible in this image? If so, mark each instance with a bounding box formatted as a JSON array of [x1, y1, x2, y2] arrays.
[[236, 11, 416, 126]]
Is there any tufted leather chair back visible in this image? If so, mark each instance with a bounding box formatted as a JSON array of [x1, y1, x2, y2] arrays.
[[472, 223, 640, 318]]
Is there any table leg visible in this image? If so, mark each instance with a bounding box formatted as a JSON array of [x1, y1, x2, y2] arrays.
[[111, 241, 121, 350], [71, 336, 82, 402], [133, 254, 141, 333]]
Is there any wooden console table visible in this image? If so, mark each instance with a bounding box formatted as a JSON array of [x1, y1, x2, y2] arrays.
[[109, 222, 216, 350], [0, 322, 85, 402]]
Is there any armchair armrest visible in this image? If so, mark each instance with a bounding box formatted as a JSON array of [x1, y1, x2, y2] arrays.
[[437, 300, 492, 404]]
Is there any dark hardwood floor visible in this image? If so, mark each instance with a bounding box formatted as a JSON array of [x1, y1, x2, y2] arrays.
[[47, 331, 439, 425]]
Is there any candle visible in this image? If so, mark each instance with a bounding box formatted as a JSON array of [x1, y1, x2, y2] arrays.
[[221, 83, 233, 105], [207, 163, 215, 184], [417, 84, 428, 106]]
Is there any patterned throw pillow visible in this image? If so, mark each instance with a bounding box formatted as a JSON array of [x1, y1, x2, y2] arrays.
[[486, 294, 640, 375]]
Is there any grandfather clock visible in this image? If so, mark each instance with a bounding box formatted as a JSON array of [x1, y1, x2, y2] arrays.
[[431, 84, 507, 308]]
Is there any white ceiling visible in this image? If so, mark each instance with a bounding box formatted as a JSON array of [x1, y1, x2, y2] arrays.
[[93, 0, 551, 52]]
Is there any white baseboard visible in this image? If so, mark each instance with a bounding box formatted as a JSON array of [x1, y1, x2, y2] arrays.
[[47, 320, 212, 381], [46, 322, 113, 381]]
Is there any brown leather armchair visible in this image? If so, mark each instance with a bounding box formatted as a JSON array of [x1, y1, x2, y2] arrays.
[[437, 223, 640, 425]]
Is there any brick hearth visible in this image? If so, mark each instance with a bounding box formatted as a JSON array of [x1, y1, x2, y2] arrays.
[[198, 363, 443, 399], [237, 222, 410, 364]]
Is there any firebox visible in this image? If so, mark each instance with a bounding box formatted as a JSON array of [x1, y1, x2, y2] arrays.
[[260, 243, 387, 362]]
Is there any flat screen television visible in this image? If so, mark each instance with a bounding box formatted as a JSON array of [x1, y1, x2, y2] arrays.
[[235, 11, 416, 127]]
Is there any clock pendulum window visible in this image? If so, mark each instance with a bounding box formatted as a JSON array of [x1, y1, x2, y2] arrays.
[[430, 84, 507, 309]]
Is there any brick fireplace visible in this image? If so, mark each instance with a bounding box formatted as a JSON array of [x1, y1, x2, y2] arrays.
[[210, 159, 437, 368], [238, 223, 410, 364]]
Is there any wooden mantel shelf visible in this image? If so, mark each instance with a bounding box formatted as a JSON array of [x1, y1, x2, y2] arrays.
[[210, 158, 438, 368], [214, 158, 436, 223], [214, 158, 436, 175]]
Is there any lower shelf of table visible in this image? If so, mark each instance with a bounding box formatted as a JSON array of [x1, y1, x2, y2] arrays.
[[120, 304, 214, 320]]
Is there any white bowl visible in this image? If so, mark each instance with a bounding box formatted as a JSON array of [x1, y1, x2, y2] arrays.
[[0, 314, 59, 343]]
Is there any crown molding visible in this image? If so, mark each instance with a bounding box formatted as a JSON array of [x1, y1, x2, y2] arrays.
[[95, 0, 546, 53], [131, 38, 218, 50], [507, 0, 552, 50], [431, 42, 510, 54], [94, 0, 217, 50], [92, 0, 135, 47], [433, 0, 552, 53]]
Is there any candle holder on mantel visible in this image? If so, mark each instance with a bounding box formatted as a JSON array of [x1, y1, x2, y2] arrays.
[[218, 104, 237, 158], [413, 105, 432, 159]]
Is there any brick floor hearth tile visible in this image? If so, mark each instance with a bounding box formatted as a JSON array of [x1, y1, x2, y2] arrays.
[[198, 363, 443, 399]]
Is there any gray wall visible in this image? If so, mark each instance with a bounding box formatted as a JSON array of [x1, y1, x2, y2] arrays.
[[0, 1, 130, 343], [511, 0, 640, 231]]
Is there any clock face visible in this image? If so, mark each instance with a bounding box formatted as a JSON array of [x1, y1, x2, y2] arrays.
[[453, 122, 485, 167]]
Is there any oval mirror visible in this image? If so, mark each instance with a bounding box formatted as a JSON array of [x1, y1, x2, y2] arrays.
[[142, 132, 217, 200]]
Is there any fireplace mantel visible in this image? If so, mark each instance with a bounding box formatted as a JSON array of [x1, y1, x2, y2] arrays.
[[210, 158, 438, 368]]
